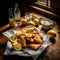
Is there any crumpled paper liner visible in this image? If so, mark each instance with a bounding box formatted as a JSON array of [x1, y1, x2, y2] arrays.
[[2, 27, 51, 59]]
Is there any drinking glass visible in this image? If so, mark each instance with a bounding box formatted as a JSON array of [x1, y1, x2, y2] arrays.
[[9, 8, 17, 27], [25, 12, 32, 21]]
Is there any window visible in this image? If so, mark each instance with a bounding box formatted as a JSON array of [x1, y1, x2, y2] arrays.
[[38, 0, 50, 6]]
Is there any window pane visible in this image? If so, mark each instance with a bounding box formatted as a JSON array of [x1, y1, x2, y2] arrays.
[[38, 0, 50, 6], [38, 0, 46, 3], [40, 0, 46, 3], [48, 0, 50, 6]]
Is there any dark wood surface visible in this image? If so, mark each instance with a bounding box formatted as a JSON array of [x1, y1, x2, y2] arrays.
[[0, 13, 60, 60]]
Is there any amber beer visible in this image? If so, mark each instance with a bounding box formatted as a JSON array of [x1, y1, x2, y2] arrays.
[[9, 18, 17, 27], [9, 8, 17, 27]]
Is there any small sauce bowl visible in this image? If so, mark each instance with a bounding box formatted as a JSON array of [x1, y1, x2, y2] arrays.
[[40, 18, 53, 29]]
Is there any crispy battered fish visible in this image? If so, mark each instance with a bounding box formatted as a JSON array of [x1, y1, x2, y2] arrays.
[[16, 31, 21, 38], [34, 34, 43, 44], [20, 36, 26, 48], [26, 38, 34, 43], [29, 44, 42, 50]]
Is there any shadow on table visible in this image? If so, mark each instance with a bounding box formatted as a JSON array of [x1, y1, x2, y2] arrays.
[[3, 55, 33, 60], [3, 49, 47, 60]]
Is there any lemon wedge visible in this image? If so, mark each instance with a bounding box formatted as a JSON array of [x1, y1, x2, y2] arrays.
[[28, 21, 35, 26], [13, 42, 22, 51], [47, 30, 57, 38], [33, 18, 39, 25], [10, 35, 17, 43], [25, 33, 33, 38]]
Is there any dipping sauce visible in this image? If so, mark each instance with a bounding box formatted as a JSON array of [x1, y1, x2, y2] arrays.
[[41, 20, 53, 25], [40, 18, 53, 29]]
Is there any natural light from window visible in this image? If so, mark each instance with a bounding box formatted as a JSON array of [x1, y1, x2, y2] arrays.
[[38, 0, 50, 6]]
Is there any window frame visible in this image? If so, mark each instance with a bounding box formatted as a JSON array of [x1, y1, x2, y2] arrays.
[[32, 1, 60, 15], [38, 0, 50, 6], [28, 0, 60, 21]]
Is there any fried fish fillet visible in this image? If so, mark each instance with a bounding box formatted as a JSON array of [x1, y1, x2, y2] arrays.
[[20, 36, 26, 48], [26, 38, 34, 43], [34, 34, 43, 44], [27, 28, 34, 33], [29, 44, 42, 50], [16, 31, 21, 38]]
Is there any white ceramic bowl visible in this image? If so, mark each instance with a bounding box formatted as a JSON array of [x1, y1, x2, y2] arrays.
[[40, 18, 53, 29]]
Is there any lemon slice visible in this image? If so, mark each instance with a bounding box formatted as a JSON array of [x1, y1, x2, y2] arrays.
[[47, 30, 56, 38], [25, 33, 33, 38], [10, 35, 17, 43], [28, 21, 35, 26], [33, 18, 39, 25], [13, 42, 22, 51]]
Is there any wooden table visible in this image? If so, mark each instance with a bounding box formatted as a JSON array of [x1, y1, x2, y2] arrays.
[[0, 13, 60, 60]]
